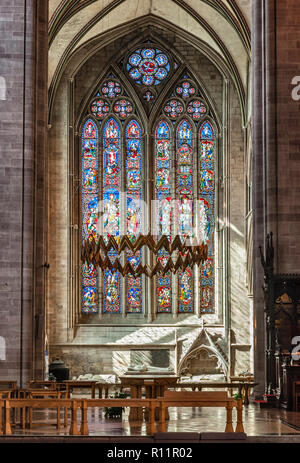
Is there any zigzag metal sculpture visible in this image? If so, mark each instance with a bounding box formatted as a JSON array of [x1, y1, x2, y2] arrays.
[[81, 234, 208, 278]]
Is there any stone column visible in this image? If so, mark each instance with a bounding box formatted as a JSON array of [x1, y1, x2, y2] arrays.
[[252, 0, 300, 398], [0, 1, 48, 386], [252, 0, 268, 398], [275, 0, 300, 271]]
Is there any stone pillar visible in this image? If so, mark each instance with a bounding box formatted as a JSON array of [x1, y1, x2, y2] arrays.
[[275, 0, 300, 271], [252, 0, 268, 398], [252, 0, 300, 397], [0, 1, 48, 386]]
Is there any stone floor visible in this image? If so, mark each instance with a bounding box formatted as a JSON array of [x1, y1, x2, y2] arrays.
[[6, 401, 300, 438]]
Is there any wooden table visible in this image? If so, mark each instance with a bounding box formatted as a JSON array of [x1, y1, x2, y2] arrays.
[[60, 380, 98, 398], [120, 375, 179, 421], [176, 381, 258, 405], [0, 381, 17, 390]]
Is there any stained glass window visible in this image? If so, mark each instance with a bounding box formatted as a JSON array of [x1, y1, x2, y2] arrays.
[[176, 119, 194, 313], [125, 120, 143, 313], [199, 120, 215, 313], [101, 80, 122, 99], [187, 100, 207, 121], [81, 119, 99, 313], [102, 117, 122, 313], [81, 63, 217, 316], [163, 99, 184, 120], [155, 120, 172, 313], [143, 90, 155, 102], [127, 48, 170, 86], [176, 81, 196, 98], [90, 99, 110, 119], [113, 99, 133, 119]]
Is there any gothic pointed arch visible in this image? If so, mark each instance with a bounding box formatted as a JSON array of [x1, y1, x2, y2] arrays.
[[78, 40, 221, 317]]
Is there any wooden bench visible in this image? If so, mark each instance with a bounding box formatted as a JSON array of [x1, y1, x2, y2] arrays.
[[0, 398, 160, 436], [158, 391, 244, 433]]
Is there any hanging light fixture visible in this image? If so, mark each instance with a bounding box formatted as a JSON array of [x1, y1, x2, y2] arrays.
[[81, 234, 208, 278]]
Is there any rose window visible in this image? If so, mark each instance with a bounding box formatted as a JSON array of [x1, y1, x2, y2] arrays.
[[163, 99, 184, 119], [113, 99, 133, 119], [101, 80, 122, 99], [90, 99, 110, 119], [176, 81, 196, 98], [187, 100, 207, 121], [127, 48, 170, 86]]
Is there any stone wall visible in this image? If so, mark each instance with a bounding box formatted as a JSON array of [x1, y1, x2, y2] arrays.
[[0, 1, 48, 385]]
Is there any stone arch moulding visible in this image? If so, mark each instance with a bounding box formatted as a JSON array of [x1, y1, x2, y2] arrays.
[[71, 38, 225, 320], [48, 13, 247, 128], [178, 345, 228, 377]]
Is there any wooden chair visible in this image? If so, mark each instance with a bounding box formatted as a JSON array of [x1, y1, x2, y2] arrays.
[[293, 381, 300, 411]]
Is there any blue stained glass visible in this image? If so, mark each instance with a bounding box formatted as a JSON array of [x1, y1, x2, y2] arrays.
[[155, 120, 173, 313], [155, 68, 168, 80], [156, 54, 168, 66], [142, 48, 155, 59], [81, 119, 99, 313], [176, 119, 194, 313], [199, 120, 215, 313], [127, 49, 170, 86], [129, 54, 142, 66], [201, 121, 215, 139], [142, 75, 154, 85], [129, 68, 141, 80], [126, 120, 143, 313], [103, 118, 122, 313]]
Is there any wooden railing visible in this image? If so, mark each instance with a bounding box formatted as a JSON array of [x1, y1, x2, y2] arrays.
[[0, 391, 244, 436], [159, 391, 244, 433]]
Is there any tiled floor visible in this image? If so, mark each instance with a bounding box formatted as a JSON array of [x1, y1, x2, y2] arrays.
[[8, 401, 300, 437]]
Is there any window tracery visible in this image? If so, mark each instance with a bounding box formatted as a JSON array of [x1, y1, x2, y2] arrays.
[[80, 54, 216, 315]]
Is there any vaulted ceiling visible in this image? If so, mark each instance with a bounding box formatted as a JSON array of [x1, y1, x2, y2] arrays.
[[48, 0, 251, 121]]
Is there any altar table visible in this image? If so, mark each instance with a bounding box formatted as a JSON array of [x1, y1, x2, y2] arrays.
[[120, 375, 179, 420]]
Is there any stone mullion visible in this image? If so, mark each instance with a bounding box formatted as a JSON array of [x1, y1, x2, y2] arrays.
[[68, 77, 76, 338], [222, 77, 230, 378]]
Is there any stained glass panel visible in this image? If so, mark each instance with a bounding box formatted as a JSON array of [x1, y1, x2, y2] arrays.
[[163, 99, 184, 120], [113, 99, 133, 119], [101, 80, 122, 99], [103, 118, 122, 313], [155, 120, 173, 313], [175, 81, 196, 98], [187, 100, 207, 121], [127, 49, 170, 86], [176, 119, 194, 313], [125, 120, 143, 313], [90, 99, 110, 119], [81, 119, 98, 313], [199, 120, 215, 313]]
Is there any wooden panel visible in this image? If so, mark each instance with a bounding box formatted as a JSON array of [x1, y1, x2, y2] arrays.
[[164, 391, 228, 400]]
